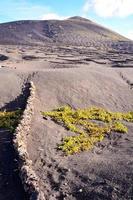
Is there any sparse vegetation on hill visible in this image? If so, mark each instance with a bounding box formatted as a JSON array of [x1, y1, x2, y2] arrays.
[[42, 106, 133, 155], [0, 110, 22, 132]]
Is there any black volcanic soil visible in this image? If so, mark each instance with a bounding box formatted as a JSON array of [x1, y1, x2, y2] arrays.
[[0, 17, 133, 200], [27, 63, 133, 200], [0, 129, 28, 200]]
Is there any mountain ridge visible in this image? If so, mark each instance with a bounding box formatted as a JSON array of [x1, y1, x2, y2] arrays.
[[0, 16, 131, 51]]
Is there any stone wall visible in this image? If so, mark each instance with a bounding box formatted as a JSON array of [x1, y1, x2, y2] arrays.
[[13, 81, 45, 200]]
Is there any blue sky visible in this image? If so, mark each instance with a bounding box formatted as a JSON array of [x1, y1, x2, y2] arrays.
[[0, 0, 133, 40]]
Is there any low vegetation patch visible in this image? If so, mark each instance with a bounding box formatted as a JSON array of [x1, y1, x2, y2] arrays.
[[42, 106, 133, 155], [0, 110, 22, 132]]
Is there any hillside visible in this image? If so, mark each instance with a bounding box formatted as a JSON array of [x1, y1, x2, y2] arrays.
[[0, 16, 131, 51], [0, 16, 133, 200]]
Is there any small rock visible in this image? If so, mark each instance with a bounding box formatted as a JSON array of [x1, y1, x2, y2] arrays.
[[95, 177, 105, 184], [79, 188, 83, 193]]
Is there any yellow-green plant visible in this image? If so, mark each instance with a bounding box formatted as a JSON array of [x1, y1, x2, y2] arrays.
[[42, 106, 133, 155], [0, 110, 22, 132], [112, 121, 128, 133]]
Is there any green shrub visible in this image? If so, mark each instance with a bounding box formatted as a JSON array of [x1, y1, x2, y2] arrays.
[[42, 106, 133, 155], [112, 121, 128, 133], [0, 110, 22, 132]]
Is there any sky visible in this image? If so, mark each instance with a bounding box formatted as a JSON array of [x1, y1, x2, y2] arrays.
[[0, 0, 133, 40]]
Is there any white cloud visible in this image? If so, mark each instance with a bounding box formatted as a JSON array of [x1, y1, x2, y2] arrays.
[[41, 13, 69, 20], [82, 1, 92, 17], [124, 30, 133, 40], [82, 0, 133, 17], [93, 0, 133, 17]]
